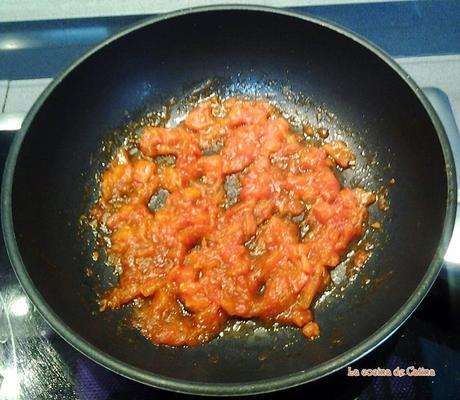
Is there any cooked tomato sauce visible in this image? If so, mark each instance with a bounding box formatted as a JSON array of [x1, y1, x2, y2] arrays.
[[91, 97, 375, 346]]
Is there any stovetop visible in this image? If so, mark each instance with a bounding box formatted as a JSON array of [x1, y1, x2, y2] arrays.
[[0, 2, 459, 399]]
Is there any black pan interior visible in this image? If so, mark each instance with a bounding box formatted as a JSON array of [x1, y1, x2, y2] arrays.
[[6, 9, 449, 393]]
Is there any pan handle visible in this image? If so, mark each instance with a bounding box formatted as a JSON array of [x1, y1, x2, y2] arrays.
[[423, 87, 460, 316]]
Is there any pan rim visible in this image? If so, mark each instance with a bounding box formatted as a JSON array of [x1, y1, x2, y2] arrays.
[[1, 5, 457, 396]]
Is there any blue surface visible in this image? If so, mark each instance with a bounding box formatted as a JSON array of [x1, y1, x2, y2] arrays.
[[299, 1, 460, 57], [0, 1, 459, 80]]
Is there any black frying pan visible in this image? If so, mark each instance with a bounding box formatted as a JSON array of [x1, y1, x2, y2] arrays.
[[1, 6, 456, 396]]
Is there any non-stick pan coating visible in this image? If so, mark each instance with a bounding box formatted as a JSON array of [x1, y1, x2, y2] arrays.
[[2, 7, 455, 395]]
